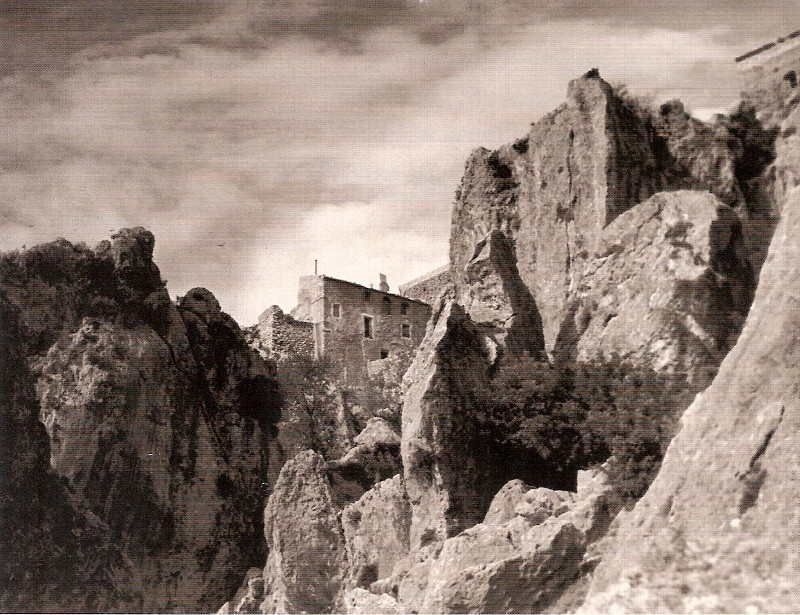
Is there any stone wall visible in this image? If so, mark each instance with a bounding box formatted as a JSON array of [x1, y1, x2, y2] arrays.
[[737, 31, 800, 126], [256, 305, 315, 361], [398, 265, 452, 306]]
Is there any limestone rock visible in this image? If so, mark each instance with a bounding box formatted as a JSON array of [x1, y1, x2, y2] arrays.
[[344, 588, 402, 614], [423, 518, 587, 614], [342, 475, 411, 589], [328, 418, 403, 509], [401, 298, 497, 550], [261, 450, 347, 614], [482, 479, 532, 526], [459, 230, 546, 359], [515, 488, 575, 526], [1, 229, 280, 612], [580, 186, 800, 612], [651, 100, 745, 210], [556, 190, 755, 384], [516, 73, 659, 350], [449, 145, 524, 289]]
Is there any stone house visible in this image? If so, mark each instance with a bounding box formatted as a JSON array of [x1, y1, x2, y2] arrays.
[[259, 274, 432, 385]]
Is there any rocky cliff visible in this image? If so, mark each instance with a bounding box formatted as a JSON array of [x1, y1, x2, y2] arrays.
[[579, 84, 800, 615], [449, 72, 770, 373], [0, 228, 281, 612]]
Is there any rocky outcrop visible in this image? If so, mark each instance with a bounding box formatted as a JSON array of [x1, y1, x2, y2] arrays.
[[342, 474, 411, 590], [261, 451, 347, 614], [0, 229, 280, 612], [650, 100, 745, 210], [580, 126, 800, 611], [450, 73, 772, 362], [514, 73, 658, 349], [459, 229, 546, 360], [354, 464, 621, 614], [401, 299, 497, 550], [554, 190, 754, 383]]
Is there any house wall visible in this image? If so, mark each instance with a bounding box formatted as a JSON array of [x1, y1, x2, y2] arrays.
[[398, 265, 452, 306], [293, 275, 432, 385]]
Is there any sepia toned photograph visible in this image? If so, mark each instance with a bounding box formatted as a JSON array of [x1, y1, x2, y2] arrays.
[[2, 1, 799, 612]]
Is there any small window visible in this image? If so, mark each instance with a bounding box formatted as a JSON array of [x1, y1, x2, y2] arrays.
[[380, 349, 389, 359], [785, 70, 798, 88], [363, 290, 371, 302], [332, 303, 341, 318], [363, 315, 373, 339], [401, 323, 411, 338], [381, 297, 392, 315], [400, 302, 409, 315]]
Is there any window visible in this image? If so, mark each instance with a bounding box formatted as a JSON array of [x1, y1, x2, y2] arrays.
[[363, 289, 371, 302], [363, 315, 373, 339], [401, 323, 411, 338], [785, 70, 798, 88], [332, 303, 341, 318], [381, 297, 392, 315], [400, 302, 409, 315], [380, 349, 389, 359]]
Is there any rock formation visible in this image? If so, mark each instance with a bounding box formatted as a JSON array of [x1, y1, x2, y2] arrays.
[[459, 229, 546, 360], [449, 72, 772, 366], [579, 101, 800, 615], [555, 190, 754, 384], [261, 451, 347, 614], [401, 299, 497, 550], [0, 228, 280, 612]]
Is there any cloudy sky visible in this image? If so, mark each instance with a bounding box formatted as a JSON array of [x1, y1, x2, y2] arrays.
[[2, 1, 798, 324]]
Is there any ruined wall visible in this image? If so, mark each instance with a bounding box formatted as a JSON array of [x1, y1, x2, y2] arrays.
[[256, 305, 315, 361], [738, 31, 800, 126], [398, 265, 452, 306]]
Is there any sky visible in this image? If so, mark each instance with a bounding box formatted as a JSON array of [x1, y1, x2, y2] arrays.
[[2, 1, 799, 325]]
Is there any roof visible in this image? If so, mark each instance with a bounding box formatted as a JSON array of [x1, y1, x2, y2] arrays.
[[316, 275, 432, 308], [736, 30, 800, 63]]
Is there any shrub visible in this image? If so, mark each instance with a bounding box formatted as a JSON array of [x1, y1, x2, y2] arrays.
[[479, 358, 695, 501]]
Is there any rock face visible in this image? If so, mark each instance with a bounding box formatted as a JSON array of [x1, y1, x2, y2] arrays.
[[555, 190, 754, 383], [0, 229, 280, 612], [261, 451, 347, 614], [360, 464, 622, 614], [342, 474, 411, 589], [515, 74, 659, 349], [401, 299, 496, 550], [459, 229, 546, 360], [580, 139, 800, 611], [449, 73, 772, 364]]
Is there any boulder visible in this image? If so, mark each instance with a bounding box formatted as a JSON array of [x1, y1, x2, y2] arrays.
[[401, 299, 497, 550], [342, 475, 411, 589], [555, 190, 755, 384], [482, 479, 532, 526], [344, 588, 402, 614], [261, 451, 347, 614], [580, 187, 800, 610]]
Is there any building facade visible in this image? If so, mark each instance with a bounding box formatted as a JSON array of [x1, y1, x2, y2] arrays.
[[290, 275, 432, 385]]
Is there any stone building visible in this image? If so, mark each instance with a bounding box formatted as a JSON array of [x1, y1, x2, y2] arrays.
[[398, 264, 452, 306], [737, 29, 800, 124], [283, 275, 432, 385]]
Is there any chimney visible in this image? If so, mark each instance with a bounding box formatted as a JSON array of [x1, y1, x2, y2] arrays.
[[379, 273, 389, 293]]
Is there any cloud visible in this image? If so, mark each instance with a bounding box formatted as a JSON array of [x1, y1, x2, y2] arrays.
[[1, 1, 791, 324]]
